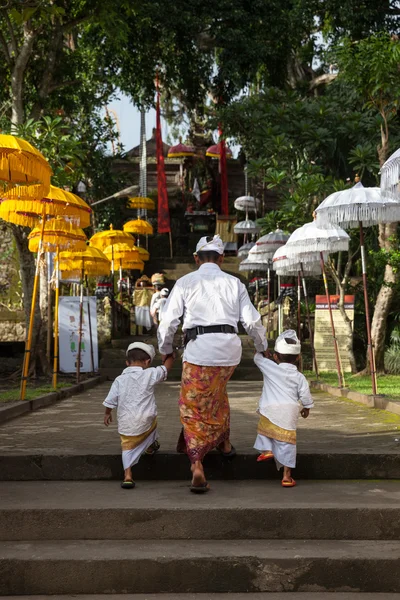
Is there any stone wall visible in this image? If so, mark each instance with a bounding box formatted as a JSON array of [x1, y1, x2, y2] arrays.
[[0, 309, 25, 342]]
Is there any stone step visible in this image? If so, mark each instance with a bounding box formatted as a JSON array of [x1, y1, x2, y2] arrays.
[[2, 592, 399, 600], [1, 452, 399, 481], [1, 539, 400, 594], [1, 480, 400, 542]]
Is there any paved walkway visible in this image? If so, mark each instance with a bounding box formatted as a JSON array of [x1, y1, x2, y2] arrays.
[[1, 381, 400, 455]]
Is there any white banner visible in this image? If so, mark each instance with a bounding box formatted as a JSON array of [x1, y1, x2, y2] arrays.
[[59, 296, 98, 373]]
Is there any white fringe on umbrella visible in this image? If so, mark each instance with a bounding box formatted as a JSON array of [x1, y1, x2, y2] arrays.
[[234, 219, 261, 234], [380, 148, 400, 201], [239, 258, 269, 272], [238, 241, 255, 258], [285, 220, 349, 259], [234, 195, 260, 212], [272, 244, 321, 275], [256, 229, 289, 254], [316, 182, 400, 228]]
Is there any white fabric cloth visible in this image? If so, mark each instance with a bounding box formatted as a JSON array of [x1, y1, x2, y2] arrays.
[[150, 291, 162, 317], [136, 306, 152, 330], [254, 435, 296, 469], [254, 353, 314, 430], [196, 234, 224, 255], [122, 427, 158, 470], [103, 365, 167, 436], [158, 262, 267, 366]]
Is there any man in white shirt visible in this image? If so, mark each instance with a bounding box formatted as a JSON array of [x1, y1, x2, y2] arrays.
[[158, 234, 267, 493]]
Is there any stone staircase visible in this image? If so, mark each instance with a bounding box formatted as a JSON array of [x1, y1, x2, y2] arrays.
[[1, 479, 400, 595]]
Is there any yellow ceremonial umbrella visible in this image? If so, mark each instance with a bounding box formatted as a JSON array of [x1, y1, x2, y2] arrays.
[[104, 243, 141, 299], [0, 134, 51, 199], [1, 185, 92, 228], [123, 218, 153, 236], [28, 218, 88, 389], [0, 186, 92, 401], [59, 247, 111, 382], [128, 197, 155, 210], [137, 246, 150, 262]]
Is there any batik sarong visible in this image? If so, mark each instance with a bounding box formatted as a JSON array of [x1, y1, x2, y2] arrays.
[[254, 414, 297, 470], [120, 418, 158, 469], [178, 362, 235, 463]]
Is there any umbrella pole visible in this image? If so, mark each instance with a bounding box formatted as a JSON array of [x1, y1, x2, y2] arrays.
[[267, 266, 271, 338], [359, 222, 378, 395], [20, 208, 46, 401], [119, 260, 123, 302], [76, 265, 84, 383], [297, 271, 301, 340], [169, 230, 173, 259], [86, 275, 95, 376], [300, 263, 319, 378], [320, 252, 344, 388], [278, 275, 282, 334], [52, 247, 60, 389]]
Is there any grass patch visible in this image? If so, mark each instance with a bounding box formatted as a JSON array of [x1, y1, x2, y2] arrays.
[[0, 383, 71, 403], [305, 371, 400, 400]]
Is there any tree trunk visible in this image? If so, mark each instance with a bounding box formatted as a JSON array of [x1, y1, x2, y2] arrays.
[[11, 225, 50, 376], [369, 222, 397, 372]]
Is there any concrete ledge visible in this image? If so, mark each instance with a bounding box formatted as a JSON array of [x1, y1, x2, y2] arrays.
[[309, 380, 400, 414], [1, 451, 399, 481], [0, 375, 107, 425]]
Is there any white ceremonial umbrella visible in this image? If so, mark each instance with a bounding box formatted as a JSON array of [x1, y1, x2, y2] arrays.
[[234, 195, 260, 212], [285, 220, 350, 388], [380, 148, 400, 201], [315, 181, 400, 394], [254, 229, 290, 334], [273, 244, 320, 376], [238, 241, 255, 258], [234, 219, 261, 235]]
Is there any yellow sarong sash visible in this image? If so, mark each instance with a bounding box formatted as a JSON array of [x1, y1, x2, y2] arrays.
[[120, 418, 157, 451], [257, 414, 296, 445]]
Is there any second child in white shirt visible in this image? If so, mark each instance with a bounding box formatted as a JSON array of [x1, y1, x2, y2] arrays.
[[103, 342, 174, 489], [253, 330, 314, 488]]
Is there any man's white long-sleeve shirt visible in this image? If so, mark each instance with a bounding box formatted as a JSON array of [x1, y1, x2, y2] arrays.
[[158, 262, 267, 366]]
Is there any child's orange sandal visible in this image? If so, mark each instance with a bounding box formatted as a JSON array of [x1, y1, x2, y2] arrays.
[[257, 452, 274, 462], [281, 477, 296, 488]]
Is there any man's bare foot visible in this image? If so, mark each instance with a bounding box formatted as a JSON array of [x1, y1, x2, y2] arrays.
[[191, 460, 206, 486], [219, 440, 232, 453]]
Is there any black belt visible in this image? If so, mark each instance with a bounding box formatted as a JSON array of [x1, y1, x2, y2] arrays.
[[184, 324, 236, 346]]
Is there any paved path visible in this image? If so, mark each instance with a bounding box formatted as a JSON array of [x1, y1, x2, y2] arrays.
[[0, 381, 400, 455]]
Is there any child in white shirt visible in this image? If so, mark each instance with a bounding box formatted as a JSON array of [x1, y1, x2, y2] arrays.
[[103, 341, 174, 489], [253, 330, 314, 487]]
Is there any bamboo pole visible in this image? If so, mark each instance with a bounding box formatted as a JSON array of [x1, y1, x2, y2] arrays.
[[86, 275, 95, 375], [300, 262, 319, 378], [320, 252, 344, 388], [46, 253, 53, 361], [76, 263, 85, 383], [52, 247, 60, 389], [169, 230, 173, 259], [359, 222, 378, 395], [20, 207, 46, 400]]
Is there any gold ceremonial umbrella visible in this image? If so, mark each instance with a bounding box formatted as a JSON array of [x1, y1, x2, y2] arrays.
[[128, 196, 155, 211], [59, 247, 111, 382], [0, 185, 92, 401], [137, 246, 150, 262], [0, 134, 51, 199], [104, 243, 141, 299], [123, 218, 153, 236], [28, 218, 88, 390]]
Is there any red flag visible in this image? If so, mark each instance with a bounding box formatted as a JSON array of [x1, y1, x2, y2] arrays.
[[219, 128, 228, 215], [156, 87, 170, 233]]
